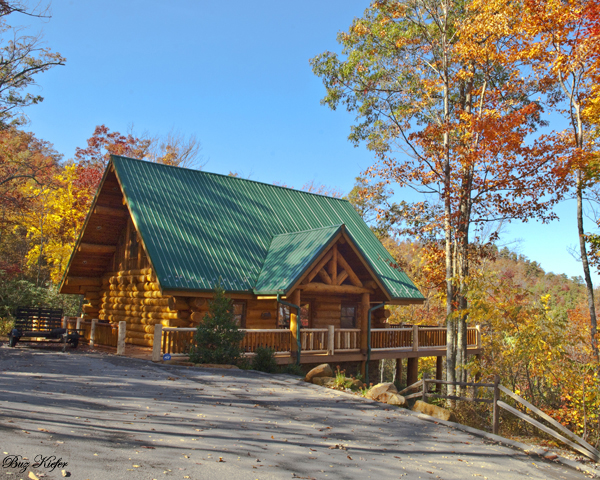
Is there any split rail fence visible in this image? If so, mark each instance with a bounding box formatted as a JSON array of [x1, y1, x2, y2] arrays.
[[400, 376, 600, 462]]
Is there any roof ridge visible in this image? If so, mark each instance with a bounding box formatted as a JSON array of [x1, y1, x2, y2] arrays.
[[270, 224, 344, 238], [110, 154, 351, 203]]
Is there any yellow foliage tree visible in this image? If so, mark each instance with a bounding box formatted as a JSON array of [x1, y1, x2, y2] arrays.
[[24, 164, 92, 284]]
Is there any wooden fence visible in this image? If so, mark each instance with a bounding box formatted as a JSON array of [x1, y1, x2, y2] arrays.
[[400, 376, 600, 462]]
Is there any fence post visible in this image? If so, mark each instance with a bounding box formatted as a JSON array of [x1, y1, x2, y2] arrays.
[[62, 316, 68, 329], [152, 324, 163, 362], [76, 317, 82, 331], [117, 321, 126, 355], [327, 325, 335, 355], [476, 324, 482, 349], [422, 375, 427, 402], [412, 325, 419, 351], [90, 319, 98, 347], [492, 375, 500, 435]]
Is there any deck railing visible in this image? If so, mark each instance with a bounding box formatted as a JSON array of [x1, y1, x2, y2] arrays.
[[335, 328, 361, 352], [149, 324, 481, 362], [301, 328, 328, 353], [66, 317, 119, 348], [371, 328, 412, 350], [242, 329, 292, 354]]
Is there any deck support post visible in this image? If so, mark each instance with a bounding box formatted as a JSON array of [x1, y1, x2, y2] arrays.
[[407, 357, 419, 386], [117, 321, 126, 355], [152, 324, 163, 362], [90, 319, 98, 347], [395, 358, 403, 387], [436, 356, 443, 392]]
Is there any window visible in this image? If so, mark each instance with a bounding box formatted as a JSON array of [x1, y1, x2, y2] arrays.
[[277, 302, 311, 328], [340, 304, 357, 328], [233, 301, 246, 328], [278, 305, 290, 329]]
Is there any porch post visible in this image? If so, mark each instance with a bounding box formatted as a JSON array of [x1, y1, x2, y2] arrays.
[[407, 357, 419, 386], [290, 289, 301, 361], [360, 292, 370, 377], [395, 357, 403, 387]]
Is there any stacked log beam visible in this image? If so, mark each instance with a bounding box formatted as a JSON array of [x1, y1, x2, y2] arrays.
[[94, 268, 179, 347]]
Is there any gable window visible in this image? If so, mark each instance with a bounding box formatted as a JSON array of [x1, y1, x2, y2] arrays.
[[277, 302, 311, 328], [233, 301, 246, 328], [340, 304, 357, 329]]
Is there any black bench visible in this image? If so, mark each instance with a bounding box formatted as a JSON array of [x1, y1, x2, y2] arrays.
[[8, 307, 80, 349]]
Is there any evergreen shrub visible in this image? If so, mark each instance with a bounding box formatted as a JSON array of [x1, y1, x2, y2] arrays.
[[252, 346, 278, 373], [189, 285, 245, 365]]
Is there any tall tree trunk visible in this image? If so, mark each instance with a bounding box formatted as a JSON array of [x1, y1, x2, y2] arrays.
[[577, 171, 599, 360]]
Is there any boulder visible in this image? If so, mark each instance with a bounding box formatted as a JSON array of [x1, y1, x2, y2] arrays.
[[305, 364, 333, 382], [365, 382, 397, 401], [312, 376, 335, 386], [384, 393, 407, 407], [350, 378, 364, 389], [412, 400, 456, 421]]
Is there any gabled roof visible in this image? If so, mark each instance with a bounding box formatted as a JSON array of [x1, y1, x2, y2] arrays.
[[75, 155, 423, 301], [254, 225, 343, 295]]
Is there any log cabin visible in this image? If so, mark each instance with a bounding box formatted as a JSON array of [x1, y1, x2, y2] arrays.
[[60, 155, 481, 379]]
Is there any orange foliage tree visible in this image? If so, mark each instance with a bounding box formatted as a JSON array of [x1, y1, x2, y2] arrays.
[[462, 0, 600, 358], [311, 0, 568, 386]]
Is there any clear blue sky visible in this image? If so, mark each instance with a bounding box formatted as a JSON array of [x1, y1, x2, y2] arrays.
[[20, 0, 599, 286]]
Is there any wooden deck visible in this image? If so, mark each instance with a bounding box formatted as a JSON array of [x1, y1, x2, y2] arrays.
[[155, 325, 482, 364]]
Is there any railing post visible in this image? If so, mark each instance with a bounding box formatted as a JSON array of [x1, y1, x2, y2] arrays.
[[90, 319, 98, 347], [327, 325, 335, 355], [76, 317, 82, 331], [476, 324, 482, 349], [117, 321, 126, 355], [493, 375, 500, 434], [152, 324, 163, 362], [412, 325, 419, 351], [61, 316, 68, 329]]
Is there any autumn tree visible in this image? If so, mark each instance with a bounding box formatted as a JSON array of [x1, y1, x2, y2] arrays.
[[462, 0, 600, 358], [311, 0, 566, 386], [0, 1, 65, 125]]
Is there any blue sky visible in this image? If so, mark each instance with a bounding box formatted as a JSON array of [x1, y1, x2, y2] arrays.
[[19, 0, 599, 285]]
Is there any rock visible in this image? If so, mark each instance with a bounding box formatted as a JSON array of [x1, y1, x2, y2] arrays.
[[305, 364, 333, 382], [323, 378, 336, 388], [384, 393, 407, 407], [350, 378, 364, 389], [365, 382, 397, 401], [312, 376, 334, 386], [412, 400, 456, 421]]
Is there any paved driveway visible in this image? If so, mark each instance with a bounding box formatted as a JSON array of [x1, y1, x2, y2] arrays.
[[0, 345, 594, 480]]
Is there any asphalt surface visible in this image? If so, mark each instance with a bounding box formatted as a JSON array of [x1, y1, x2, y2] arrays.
[[0, 344, 595, 480]]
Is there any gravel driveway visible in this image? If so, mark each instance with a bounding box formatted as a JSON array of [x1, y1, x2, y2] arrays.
[[0, 345, 595, 480]]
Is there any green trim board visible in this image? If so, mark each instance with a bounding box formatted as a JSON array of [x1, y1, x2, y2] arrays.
[[81, 155, 425, 301]]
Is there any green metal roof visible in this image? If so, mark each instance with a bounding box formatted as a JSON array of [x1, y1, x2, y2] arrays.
[[111, 155, 424, 300], [254, 225, 342, 295]]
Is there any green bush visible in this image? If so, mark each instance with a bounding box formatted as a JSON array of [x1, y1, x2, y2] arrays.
[[0, 272, 82, 318], [189, 284, 245, 365], [252, 346, 278, 373]]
